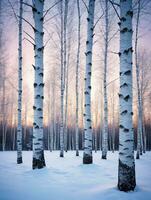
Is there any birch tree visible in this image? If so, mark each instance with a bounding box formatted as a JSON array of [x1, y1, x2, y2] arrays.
[[0, 0, 7, 151], [60, 0, 64, 157], [75, 0, 81, 156], [17, 0, 23, 164], [64, 0, 69, 152], [135, 0, 143, 159], [83, 0, 95, 164], [102, 0, 109, 160], [32, 0, 46, 169], [118, 0, 136, 191]]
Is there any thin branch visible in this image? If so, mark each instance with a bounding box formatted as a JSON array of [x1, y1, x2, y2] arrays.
[[109, 0, 119, 7], [43, 0, 62, 19], [109, 0, 120, 20], [44, 13, 59, 24], [23, 31, 35, 41], [93, 13, 104, 29], [18, 16, 35, 30], [44, 33, 54, 47], [23, 37, 35, 46], [108, 29, 119, 43], [7, 0, 18, 24], [22, 2, 33, 9], [107, 77, 119, 87], [109, 50, 119, 55], [81, 0, 88, 12]]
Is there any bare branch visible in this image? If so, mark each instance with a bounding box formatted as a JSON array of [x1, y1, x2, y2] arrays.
[[23, 31, 35, 41], [109, 0, 119, 7], [108, 29, 119, 43], [22, 2, 33, 9], [93, 13, 104, 29], [43, 0, 62, 19], [44, 33, 54, 47], [107, 77, 119, 87], [7, 0, 18, 24], [23, 37, 35, 46], [81, 0, 88, 12], [109, 0, 120, 20], [44, 13, 59, 24], [109, 50, 119, 55], [18, 16, 35, 30]]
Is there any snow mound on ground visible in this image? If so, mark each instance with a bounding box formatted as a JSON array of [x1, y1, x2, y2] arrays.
[[0, 151, 151, 200]]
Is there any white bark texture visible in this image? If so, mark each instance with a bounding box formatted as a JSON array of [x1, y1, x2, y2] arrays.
[[118, 0, 136, 191], [17, 0, 23, 164], [75, 0, 81, 156], [135, 0, 143, 159], [64, 41, 70, 152], [83, 0, 95, 164], [32, 0, 46, 169], [102, 0, 109, 160], [60, 0, 64, 157], [63, 0, 69, 153]]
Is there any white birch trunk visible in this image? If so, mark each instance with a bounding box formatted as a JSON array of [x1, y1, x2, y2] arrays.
[[13, 116, 16, 151], [17, 0, 23, 164], [60, 0, 64, 157], [142, 117, 146, 153], [94, 103, 98, 153], [32, 0, 46, 169], [83, 0, 95, 164], [75, 0, 81, 156], [102, 0, 109, 160], [100, 84, 103, 150], [64, 41, 70, 152], [135, 0, 143, 159], [118, 0, 136, 191], [112, 86, 115, 153], [81, 86, 84, 150], [2, 69, 6, 151], [63, 0, 69, 153]]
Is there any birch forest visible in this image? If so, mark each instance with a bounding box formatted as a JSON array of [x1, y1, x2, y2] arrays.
[[0, 0, 151, 199]]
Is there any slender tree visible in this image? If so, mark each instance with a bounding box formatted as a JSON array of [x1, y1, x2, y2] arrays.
[[60, 0, 64, 157], [32, 0, 46, 169], [75, 0, 81, 156], [83, 0, 95, 164], [118, 0, 136, 191], [63, 0, 69, 152], [17, 0, 23, 164], [102, 0, 109, 160], [135, 0, 143, 159]]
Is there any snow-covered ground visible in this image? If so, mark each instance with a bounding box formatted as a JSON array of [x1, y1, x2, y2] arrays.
[[0, 151, 151, 200]]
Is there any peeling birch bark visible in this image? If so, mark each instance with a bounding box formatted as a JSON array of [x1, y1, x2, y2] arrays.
[[60, 0, 64, 157], [75, 0, 81, 156], [135, 0, 143, 160], [32, 0, 46, 169], [102, 0, 109, 160], [83, 0, 95, 164], [17, 0, 23, 164], [118, 0, 136, 191]]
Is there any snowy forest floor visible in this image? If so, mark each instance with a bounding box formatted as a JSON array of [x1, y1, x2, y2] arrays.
[[0, 151, 151, 200]]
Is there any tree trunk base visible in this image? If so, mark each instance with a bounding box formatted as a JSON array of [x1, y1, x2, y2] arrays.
[[60, 151, 64, 157], [32, 151, 46, 169], [76, 150, 79, 156], [17, 157, 22, 164], [136, 151, 140, 159], [118, 159, 136, 192], [102, 153, 107, 159], [83, 153, 93, 164]]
